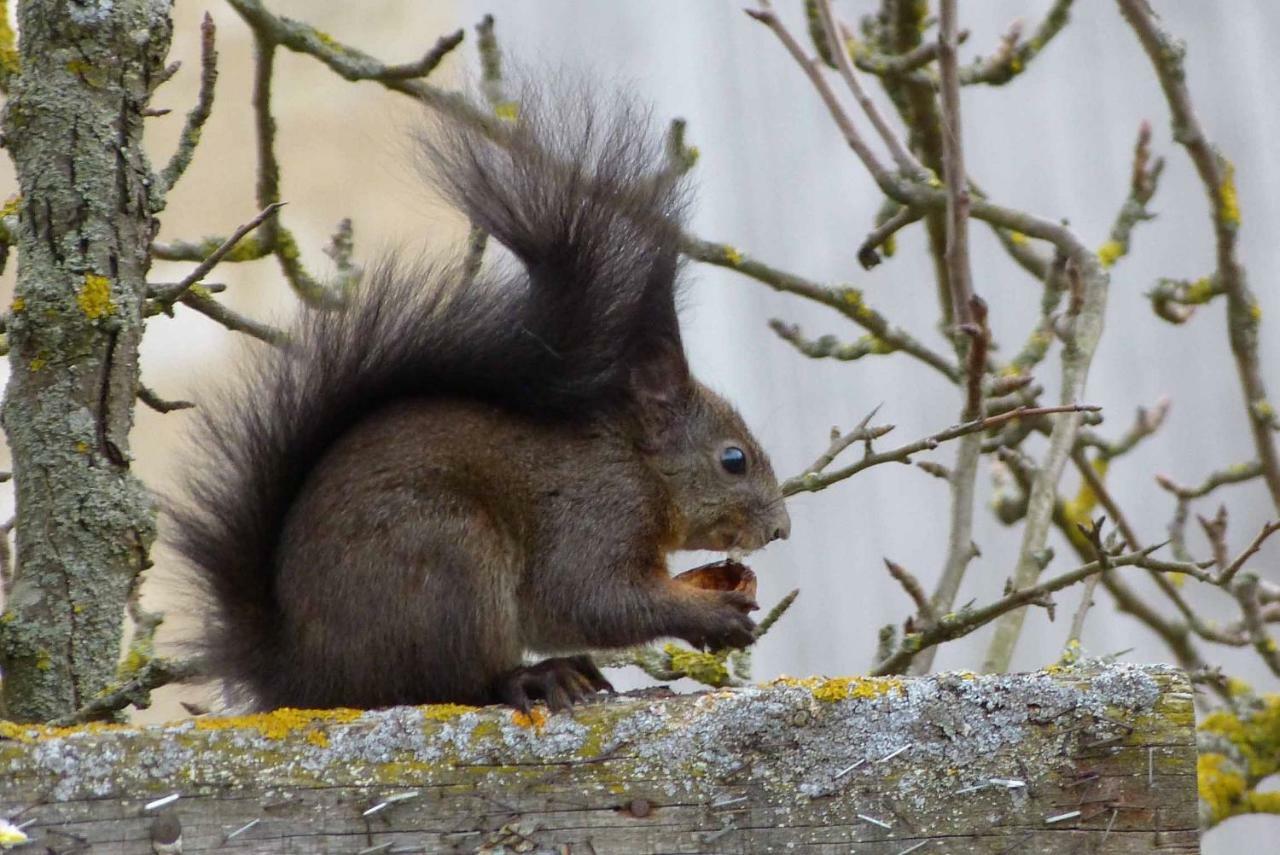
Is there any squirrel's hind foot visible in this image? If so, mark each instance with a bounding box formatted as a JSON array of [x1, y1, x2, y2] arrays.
[[493, 655, 615, 713]]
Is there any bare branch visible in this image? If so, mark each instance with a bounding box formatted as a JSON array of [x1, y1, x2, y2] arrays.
[[874, 543, 1202, 676], [681, 234, 959, 381], [1218, 521, 1280, 588], [151, 203, 284, 308], [46, 658, 202, 727], [912, 0, 986, 675], [171, 290, 288, 347], [814, 0, 927, 176], [857, 204, 924, 269], [1234, 575, 1280, 677], [1096, 121, 1164, 270], [885, 559, 936, 624], [1117, 0, 1280, 513], [158, 13, 218, 196], [138, 384, 194, 414], [959, 1, 1075, 87], [785, 404, 1100, 497], [1156, 461, 1262, 501]]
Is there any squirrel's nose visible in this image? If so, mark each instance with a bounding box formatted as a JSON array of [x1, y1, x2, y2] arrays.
[[769, 507, 792, 542]]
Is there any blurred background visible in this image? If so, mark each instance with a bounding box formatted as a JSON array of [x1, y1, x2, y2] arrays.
[[1, 2, 1277, 849]]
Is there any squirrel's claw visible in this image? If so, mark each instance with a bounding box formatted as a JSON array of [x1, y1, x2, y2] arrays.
[[493, 655, 614, 713]]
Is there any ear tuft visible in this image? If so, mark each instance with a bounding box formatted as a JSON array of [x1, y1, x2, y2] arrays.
[[629, 341, 690, 439]]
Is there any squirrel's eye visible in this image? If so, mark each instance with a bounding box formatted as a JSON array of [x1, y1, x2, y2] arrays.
[[719, 446, 748, 475]]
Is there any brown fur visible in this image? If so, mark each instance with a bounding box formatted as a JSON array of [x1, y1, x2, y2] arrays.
[[172, 88, 789, 710]]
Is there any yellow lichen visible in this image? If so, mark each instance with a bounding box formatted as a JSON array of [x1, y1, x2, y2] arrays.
[[194, 707, 362, 742], [771, 675, 904, 702], [420, 703, 478, 721], [1219, 162, 1241, 228], [1249, 303, 1263, 322], [1058, 638, 1083, 666], [511, 707, 547, 731], [77, 274, 115, 320], [0, 719, 133, 743], [1062, 457, 1108, 535], [1185, 277, 1216, 303], [1008, 231, 1028, 246], [28, 355, 45, 372], [0, 194, 20, 220], [867, 335, 896, 355], [1227, 677, 1254, 698], [1199, 752, 1246, 823], [494, 101, 519, 121], [665, 644, 730, 687], [1096, 239, 1123, 269], [0, 720, 34, 744], [721, 246, 743, 266], [9, 295, 23, 314], [1200, 694, 1280, 782]]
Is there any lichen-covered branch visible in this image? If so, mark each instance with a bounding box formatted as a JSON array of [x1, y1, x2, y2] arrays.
[[983, 256, 1110, 674], [1198, 686, 1280, 827], [681, 234, 959, 381], [1096, 121, 1164, 270], [1117, 0, 1280, 514], [874, 544, 1205, 676], [0, 664, 1197, 852], [156, 13, 218, 197], [151, 203, 282, 309], [959, 0, 1075, 86]]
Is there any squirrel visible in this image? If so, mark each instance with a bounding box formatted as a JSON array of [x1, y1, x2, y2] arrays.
[[172, 91, 791, 713]]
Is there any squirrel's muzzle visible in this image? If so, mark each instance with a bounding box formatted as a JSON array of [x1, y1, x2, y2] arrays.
[[768, 505, 791, 543]]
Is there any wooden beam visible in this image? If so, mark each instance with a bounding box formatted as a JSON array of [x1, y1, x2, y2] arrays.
[[0, 663, 1198, 853]]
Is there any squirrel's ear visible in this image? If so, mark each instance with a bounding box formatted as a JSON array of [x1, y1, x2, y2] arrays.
[[629, 340, 691, 437]]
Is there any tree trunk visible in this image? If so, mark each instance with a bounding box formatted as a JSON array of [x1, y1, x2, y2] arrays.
[[0, 663, 1199, 852], [0, 0, 170, 721]]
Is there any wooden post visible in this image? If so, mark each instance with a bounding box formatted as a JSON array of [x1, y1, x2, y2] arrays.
[[0, 663, 1198, 853]]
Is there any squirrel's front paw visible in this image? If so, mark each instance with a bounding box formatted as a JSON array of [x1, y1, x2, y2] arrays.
[[680, 591, 759, 651]]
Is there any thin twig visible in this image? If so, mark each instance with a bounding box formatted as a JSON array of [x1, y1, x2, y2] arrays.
[[1117, 0, 1280, 513], [138, 383, 194, 414], [152, 203, 284, 307], [1218, 521, 1280, 587], [912, 0, 986, 675], [874, 543, 1204, 675], [682, 234, 959, 381], [814, 0, 927, 176], [858, 204, 924, 269], [959, 0, 1075, 86], [47, 658, 202, 726], [173, 290, 288, 346], [158, 13, 218, 195], [785, 404, 1099, 496], [1234, 575, 1280, 677]]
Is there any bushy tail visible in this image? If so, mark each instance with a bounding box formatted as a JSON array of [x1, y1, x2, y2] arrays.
[[172, 89, 690, 704]]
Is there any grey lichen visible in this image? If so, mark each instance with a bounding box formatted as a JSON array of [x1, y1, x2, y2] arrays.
[[1, 662, 1180, 804]]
